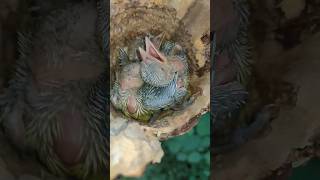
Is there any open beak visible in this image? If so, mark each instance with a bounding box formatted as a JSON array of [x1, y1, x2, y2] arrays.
[[145, 36, 167, 63], [138, 47, 148, 62], [152, 32, 166, 49]]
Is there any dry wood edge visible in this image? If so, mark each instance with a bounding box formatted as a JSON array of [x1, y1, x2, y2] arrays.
[[110, 0, 210, 139]]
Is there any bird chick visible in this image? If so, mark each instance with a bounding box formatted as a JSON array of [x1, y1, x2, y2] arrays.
[[111, 35, 189, 122], [140, 36, 189, 86], [139, 36, 189, 101], [111, 59, 151, 122], [213, 0, 251, 83], [111, 44, 153, 122], [0, 1, 108, 178], [140, 71, 187, 111], [139, 36, 176, 87]]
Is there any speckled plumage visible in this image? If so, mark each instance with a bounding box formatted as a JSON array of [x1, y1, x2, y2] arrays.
[[111, 35, 189, 122], [212, 0, 266, 153], [212, 0, 276, 154], [212, 0, 250, 120], [0, 1, 109, 179]]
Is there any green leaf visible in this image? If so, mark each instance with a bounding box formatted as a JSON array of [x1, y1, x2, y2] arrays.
[[196, 137, 210, 152], [188, 152, 202, 163], [181, 135, 201, 152], [186, 128, 195, 136], [166, 140, 181, 153], [201, 112, 210, 120], [177, 153, 187, 161], [196, 114, 210, 136], [204, 170, 210, 176], [204, 152, 210, 165], [199, 137, 210, 150], [121, 113, 211, 180]]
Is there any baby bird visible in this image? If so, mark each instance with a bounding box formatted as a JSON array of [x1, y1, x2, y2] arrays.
[[213, 0, 251, 83], [0, 1, 109, 178], [111, 35, 189, 122], [140, 36, 189, 107], [139, 37, 175, 87], [140, 72, 187, 111], [111, 57, 151, 122], [140, 36, 189, 89]]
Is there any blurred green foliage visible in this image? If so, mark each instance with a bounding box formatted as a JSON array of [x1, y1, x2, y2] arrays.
[[289, 158, 320, 180], [121, 113, 210, 180]]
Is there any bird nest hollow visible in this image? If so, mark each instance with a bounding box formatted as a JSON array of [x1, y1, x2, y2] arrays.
[[110, 3, 210, 139]]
